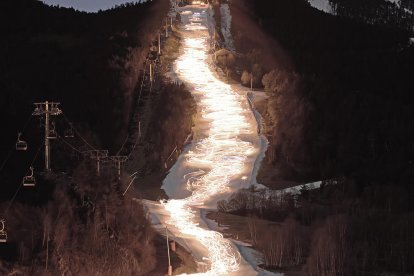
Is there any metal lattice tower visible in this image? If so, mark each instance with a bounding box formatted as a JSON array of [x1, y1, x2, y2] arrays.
[[109, 156, 128, 179], [32, 101, 62, 171], [83, 150, 109, 176]]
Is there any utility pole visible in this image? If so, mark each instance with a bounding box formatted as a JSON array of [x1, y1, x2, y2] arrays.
[[84, 150, 108, 176], [158, 32, 161, 55], [213, 28, 216, 46], [138, 121, 141, 141], [166, 18, 169, 38], [32, 101, 62, 171], [250, 72, 253, 92], [110, 156, 128, 179], [150, 62, 153, 83], [166, 227, 172, 276]]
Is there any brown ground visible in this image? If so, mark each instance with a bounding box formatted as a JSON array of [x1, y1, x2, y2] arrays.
[[146, 3, 303, 274], [226, 0, 306, 191], [206, 211, 306, 276], [136, 171, 169, 200], [135, 22, 198, 275], [131, 23, 189, 202], [148, 234, 197, 276]]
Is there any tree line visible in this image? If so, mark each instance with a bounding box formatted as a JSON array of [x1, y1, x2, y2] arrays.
[[0, 0, 181, 274], [215, 0, 414, 274]]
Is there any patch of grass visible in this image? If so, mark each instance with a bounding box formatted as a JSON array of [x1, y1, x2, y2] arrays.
[[206, 211, 279, 244], [160, 31, 181, 69], [173, 244, 198, 275], [150, 234, 197, 275]]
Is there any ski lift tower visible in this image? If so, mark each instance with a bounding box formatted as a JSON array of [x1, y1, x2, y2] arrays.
[[32, 101, 62, 171], [110, 156, 128, 180], [83, 150, 109, 176]]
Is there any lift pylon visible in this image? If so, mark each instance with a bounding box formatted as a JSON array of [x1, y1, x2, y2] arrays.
[[0, 220, 7, 243], [83, 150, 109, 176], [32, 101, 62, 171], [109, 156, 128, 179]]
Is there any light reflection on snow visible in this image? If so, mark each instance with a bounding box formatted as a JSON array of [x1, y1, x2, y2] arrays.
[[161, 9, 255, 275]]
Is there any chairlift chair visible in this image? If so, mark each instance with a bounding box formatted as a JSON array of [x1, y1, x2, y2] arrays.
[[50, 104, 62, 115], [48, 121, 57, 139], [23, 166, 36, 187], [16, 132, 28, 151], [0, 220, 7, 243], [50, 107, 60, 115], [64, 123, 74, 138]]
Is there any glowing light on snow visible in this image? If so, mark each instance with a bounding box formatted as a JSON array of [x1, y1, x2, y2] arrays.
[[161, 7, 255, 275]]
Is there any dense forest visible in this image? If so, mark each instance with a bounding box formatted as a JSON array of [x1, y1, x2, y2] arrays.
[[0, 0, 167, 153], [243, 0, 414, 185], [1, 0, 414, 274], [216, 0, 414, 274], [327, 0, 414, 31], [0, 0, 185, 274], [0, 0, 170, 195]]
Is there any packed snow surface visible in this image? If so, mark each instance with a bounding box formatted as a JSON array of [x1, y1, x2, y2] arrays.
[[146, 2, 278, 275]]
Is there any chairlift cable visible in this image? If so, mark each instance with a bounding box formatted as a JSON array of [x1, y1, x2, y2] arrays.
[[0, 149, 13, 174], [0, 115, 33, 174], [116, 134, 129, 156], [57, 133, 83, 154], [127, 131, 142, 160], [61, 113, 97, 151], [20, 114, 33, 135], [1, 143, 43, 217], [137, 59, 149, 105], [117, 58, 148, 156]]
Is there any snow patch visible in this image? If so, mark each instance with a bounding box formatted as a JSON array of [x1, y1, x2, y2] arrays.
[[200, 208, 283, 275], [385, 0, 401, 7], [307, 0, 333, 14], [246, 92, 269, 188], [234, 242, 284, 276], [181, 10, 193, 15], [200, 208, 229, 232]]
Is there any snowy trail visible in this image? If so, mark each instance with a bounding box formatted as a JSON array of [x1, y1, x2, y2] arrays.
[[145, 4, 278, 275]]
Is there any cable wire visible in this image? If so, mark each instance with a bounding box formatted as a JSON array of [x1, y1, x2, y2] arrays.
[[61, 113, 97, 151], [20, 114, 33, 134], [0, 149, 13, 174], [0, 115, 33, 174], [116, 134, 129, 156], [127, 130, 142, 160], [117, 58, 148, 157], [137, 59, 149, 105], [57, 134, 83, 154], [2, 143, 43, 217]]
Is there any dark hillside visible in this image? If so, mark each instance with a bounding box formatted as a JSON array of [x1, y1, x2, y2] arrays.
[[0, 0, 168, 195], [0, 0, 174, 274], [0, 0, 168, 152], [327, 0, 414, 31], [218, 0, 414, 274], [243, 0, 414, 187]]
